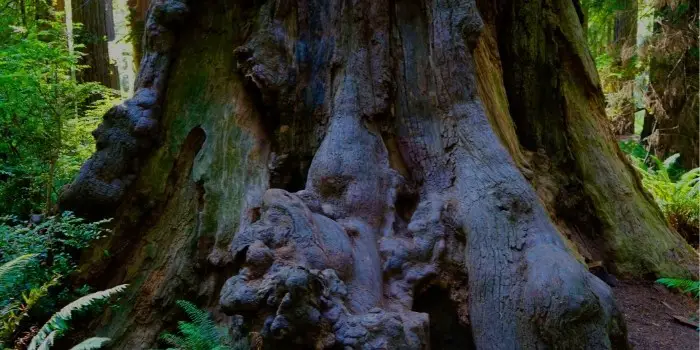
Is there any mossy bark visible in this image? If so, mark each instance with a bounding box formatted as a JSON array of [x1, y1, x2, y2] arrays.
[[61, 0, 696, 348]]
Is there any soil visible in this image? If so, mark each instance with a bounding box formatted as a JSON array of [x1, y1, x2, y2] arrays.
[[614, 280, 699, 349]]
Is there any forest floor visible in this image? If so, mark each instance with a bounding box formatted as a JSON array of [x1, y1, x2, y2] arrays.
[[614, 280, 699, 349]]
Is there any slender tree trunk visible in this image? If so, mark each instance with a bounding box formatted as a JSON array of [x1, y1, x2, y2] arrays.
[[60, 0, 697, 348], [644, 0, 699, 169], [610, 0, 638, 136], [45, 159, 55, 214], [46, 69, 63, 215], [19, 0, 26, 27], [63, 0, 75, 81]]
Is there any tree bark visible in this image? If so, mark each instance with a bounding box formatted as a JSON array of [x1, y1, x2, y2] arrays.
[[60, 0, 697, 348], [644, 0, 699, 169]]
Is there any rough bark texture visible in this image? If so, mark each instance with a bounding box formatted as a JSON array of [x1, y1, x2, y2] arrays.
[[643, 0, 699, 169], [60, 0, 696, 348]]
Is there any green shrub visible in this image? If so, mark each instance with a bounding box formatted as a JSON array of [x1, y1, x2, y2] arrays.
[[0, 11, 119, 217], [0, 212, 109, 290]]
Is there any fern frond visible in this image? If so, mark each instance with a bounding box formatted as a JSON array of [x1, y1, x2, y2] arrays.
[[0, 276, 60, 343], [176, 300, 210, 326], [0, 254, 36, 290], [50, 284, 127, 323], [28, 284, 128, 350], [662, 153, 681, 170], [160, 331, 188, 348], [174, 300, 221, 346], [178, 322, 210, 349], [69, 337, 111, 350], [159, 300, 247, 350], [37, 330, 57, 350], [656, 278, 700, 298]]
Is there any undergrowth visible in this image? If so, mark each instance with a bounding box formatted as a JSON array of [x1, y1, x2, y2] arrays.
[[0, 214, 111, 348], [160, 300, 249, 350], [620, 141, 699, 246], [26, 284, 127, 350]]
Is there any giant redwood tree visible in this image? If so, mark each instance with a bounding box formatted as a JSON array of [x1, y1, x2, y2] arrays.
[[59, 0, 697, 348]]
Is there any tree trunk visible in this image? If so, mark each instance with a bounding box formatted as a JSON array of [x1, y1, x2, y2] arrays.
[[127, 0, 149, 66], [70, 0, 119, 89], [19, 0, 27, 27], [59, 0, 697, 348], [609, 0, 638, 136], [644, 0, 699, 169]]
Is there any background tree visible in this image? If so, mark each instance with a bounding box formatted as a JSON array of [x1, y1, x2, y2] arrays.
[[54, 0, 120, 89], [583, 0, 640, 135], [0, 0, 113, 216], [643, 0, 698, 169], [59, 0, 697, 348], [126, 0, 148, 65]]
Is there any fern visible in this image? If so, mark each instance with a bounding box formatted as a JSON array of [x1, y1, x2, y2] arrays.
[[37, 330, 57, 350], [0, 254, 36, 293], [69, 337, 111, 350], [0, 276, 60, 345], [27, 284, 128, 350], [656, 278, 700, 298], [623, 150, 700, 235], [160, 300, 248, 350]]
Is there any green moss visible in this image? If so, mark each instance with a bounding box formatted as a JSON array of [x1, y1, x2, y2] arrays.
[[145, 242, 157, 260], [562, 79, 696, 279]]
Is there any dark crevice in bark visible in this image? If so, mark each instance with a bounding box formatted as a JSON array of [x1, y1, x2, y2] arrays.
[[495, 21, 568, 156], [74, 122, 212, 347], [394, 187, 419, 222], [487, 0, 695, 280], [491, 1, 615, 270], [166, 127, 206, 198], [83, 124, 206, 279], [268, 154, 311, 192], [412, 285, 475, 350], [238, 72, 281, 138]]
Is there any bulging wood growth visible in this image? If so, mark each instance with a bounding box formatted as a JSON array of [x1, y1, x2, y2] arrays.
[[59, 0, 697, 348]]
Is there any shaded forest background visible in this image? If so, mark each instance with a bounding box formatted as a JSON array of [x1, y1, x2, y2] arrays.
[[0, 0, 697, 349]]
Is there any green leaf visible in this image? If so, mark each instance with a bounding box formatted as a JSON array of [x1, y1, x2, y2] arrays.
[[69, 337, 111, 350]]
